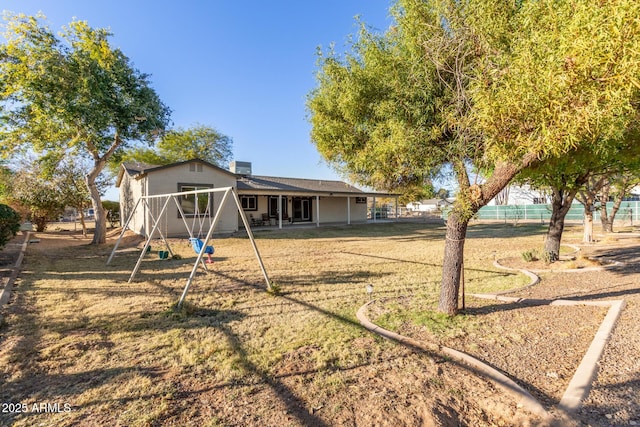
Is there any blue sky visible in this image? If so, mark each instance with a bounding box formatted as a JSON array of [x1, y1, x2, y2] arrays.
[[2, 1, 394, 200]]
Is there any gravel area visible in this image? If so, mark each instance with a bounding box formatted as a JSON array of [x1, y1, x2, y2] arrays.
[[380, 235, 640, 426], [516, 240, 640, 426]]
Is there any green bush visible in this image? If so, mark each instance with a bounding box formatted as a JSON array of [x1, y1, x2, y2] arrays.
[[521, 249, 538, 262], [0, 204, 21, 249], [103, 200, 120, 228]]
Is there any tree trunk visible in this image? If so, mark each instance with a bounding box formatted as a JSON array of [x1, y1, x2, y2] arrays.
[[583, 200, 594, 243], [75, 203, 88, 237], [599, 183, 612, 233], [87, 175, 106, 244], [86, 156, 108, 245], [608, 192, 625, 232], [439, 211, 468, 315], [544, 187, 576, 261], [86, 134, 120, 245], [544, 206, 565, 261], [437, 157, 537, 316]]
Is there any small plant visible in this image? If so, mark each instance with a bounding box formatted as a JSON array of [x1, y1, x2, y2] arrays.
[[165, 301, 198, 320], [521, 250, 538, 262], [541, 250, 552, 265], [267, 282, 282, 296]]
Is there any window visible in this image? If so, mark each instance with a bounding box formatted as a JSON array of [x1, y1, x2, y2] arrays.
[[269, 196, 288, 218], [240, 195, 258, 211], [189, 163, 203, 172], [178, 184, 213, 217]]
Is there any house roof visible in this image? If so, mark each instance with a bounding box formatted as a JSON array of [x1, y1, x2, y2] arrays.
[[236, 175, 380, 197], [115, 158, 237, 187], [116, 158, 397, 198]]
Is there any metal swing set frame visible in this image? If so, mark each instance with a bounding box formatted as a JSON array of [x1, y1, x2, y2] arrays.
[[107, 186, 272, 308]]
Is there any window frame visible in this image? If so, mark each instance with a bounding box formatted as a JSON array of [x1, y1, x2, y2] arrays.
[[240, 195, 258, 211], [177, 183, 214, 218]]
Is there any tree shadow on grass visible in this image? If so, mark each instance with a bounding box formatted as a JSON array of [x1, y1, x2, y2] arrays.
[[6, 232, 563, 424], [341, 250, 515, 277], [465, 223, 548, 239], [0, 366, 165, 426]]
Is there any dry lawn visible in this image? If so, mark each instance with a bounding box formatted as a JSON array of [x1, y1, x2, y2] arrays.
[[0, 222, 604, 426]]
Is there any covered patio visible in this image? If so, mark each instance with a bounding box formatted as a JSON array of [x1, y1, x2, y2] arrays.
[[236, 175, 398, 229]]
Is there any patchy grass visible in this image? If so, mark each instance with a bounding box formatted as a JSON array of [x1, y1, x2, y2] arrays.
[[0, 221, 549, 426]]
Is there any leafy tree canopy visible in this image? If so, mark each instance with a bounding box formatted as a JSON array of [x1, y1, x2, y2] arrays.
[[110, 124, 233, 171], [0, 13, 171, 243], [307, 0, 640, 315]]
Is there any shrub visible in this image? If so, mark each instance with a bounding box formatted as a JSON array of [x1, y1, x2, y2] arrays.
[[521, 250, 538, 262], [0, 204, 21, 249], [103, 200, 120, 228]]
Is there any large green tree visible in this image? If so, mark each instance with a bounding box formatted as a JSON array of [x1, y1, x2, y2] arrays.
[[112, 124, 233, 169], [519, 119, 640, 258], [52, 156, 108, 237], [0, 14, 171, 244], [11, 163, 64, 232], [308, 0, 640, 315], [516, 152, 591, 260], [599, 172, 640, 233]]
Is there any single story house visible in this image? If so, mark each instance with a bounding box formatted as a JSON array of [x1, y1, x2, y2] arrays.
[[405, 198, 454, 212], [116, 159, 397, 237]]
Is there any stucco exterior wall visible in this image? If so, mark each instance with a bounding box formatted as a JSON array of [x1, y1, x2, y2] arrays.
[[119, 172, 145, 236], [237, 195, 367, 225], [315, 196, 368, 223], [122, 163, 239, 237]]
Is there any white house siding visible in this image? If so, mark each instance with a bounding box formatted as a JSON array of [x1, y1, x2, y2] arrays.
[[119, 173, 145, 236], [120, 162, 239, 238], [315, 196, 368, 223], [488, 184, 550, 206], [148, 164, 238, 237]]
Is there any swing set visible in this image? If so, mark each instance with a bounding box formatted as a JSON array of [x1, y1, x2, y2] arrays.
[[107, 186, 272, 308]]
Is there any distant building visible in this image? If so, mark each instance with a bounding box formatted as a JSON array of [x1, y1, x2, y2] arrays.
[[487, 184, 552, 206], [406, 198, 454, 212]]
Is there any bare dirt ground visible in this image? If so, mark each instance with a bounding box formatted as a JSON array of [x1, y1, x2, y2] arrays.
[[0, 224, 638, 426]]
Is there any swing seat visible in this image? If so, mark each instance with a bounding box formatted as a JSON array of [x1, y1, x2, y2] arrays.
[[189, 238, 214, 255]]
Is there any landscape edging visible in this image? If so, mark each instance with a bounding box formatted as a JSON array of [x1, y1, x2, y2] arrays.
[[355, 300, 548, 418], [357, 244, 628, 420], [0, 231, 30, 309]]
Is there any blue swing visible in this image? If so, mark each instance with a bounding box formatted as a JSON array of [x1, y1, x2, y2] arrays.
[[189, 237, 214, 256]]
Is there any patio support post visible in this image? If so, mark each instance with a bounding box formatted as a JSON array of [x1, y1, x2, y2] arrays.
[[373, 196, 377, 222], [278, 195, 282, 229], [395, 196, 399, 220], [347, 196, 351, 225], [316, 195, 320, 227]]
